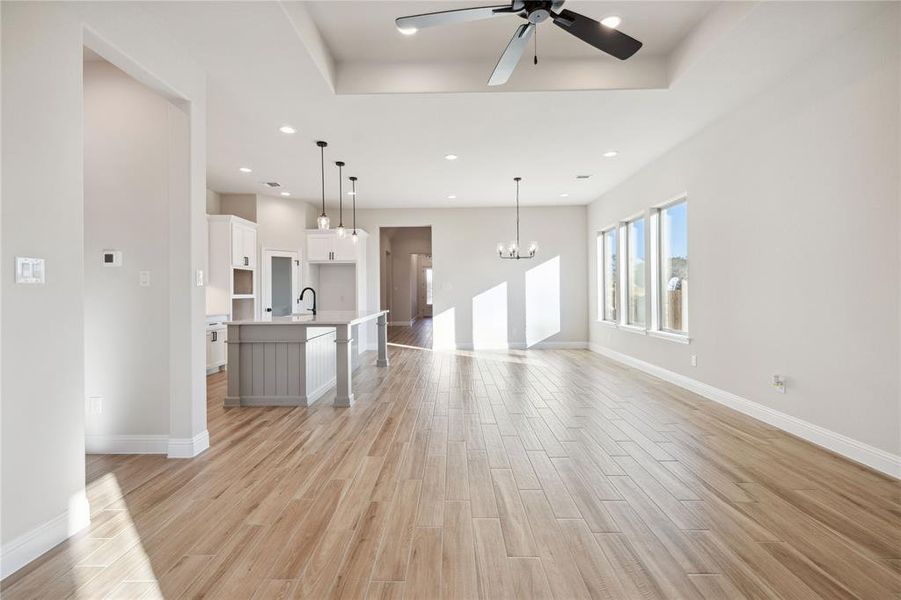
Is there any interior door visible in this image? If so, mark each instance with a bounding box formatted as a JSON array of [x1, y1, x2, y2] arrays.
[[262, 250, 299, 316]]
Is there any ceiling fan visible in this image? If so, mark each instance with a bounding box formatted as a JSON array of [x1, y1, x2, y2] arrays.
[[395, 1, 643, 86]]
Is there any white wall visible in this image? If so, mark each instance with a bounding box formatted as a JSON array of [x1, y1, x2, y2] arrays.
[[206, 188, 221, 215], [357, 206, 588, 350], [1, 2, 208, 577], [586, 8, 900, 461], [84, 61, 175, 445]]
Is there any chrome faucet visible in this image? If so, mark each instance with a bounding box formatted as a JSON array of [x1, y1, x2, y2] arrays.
[[299, 287, 317, 315]]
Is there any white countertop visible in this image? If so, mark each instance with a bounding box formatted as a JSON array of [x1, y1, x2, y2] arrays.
[[228, 309, 389, 327]]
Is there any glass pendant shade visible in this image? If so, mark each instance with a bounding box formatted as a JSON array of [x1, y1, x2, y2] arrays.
[[336, 225, 346, 238], [351, 231, 359, 244], [317, 214, 330, 230]]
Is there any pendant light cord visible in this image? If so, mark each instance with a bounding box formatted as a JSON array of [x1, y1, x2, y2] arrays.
[[337, 162, 344, 226], [351, 177, 357, 232], [319, 143, 326, 216], [515, 177, 521, 247]]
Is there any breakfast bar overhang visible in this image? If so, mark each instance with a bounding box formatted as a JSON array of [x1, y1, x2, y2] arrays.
[[225, 310, 389, 408]]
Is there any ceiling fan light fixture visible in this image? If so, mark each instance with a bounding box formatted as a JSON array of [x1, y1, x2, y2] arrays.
[[600, 15, 622, 29]]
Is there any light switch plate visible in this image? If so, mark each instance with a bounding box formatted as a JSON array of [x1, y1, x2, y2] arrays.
[[195, 269, 204, 287], [139, 271, 151, 287], [15, 257, 45, 284]]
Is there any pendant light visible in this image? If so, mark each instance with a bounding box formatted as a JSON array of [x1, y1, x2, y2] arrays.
[[335, 161, 346, 238], [316, 141, 330, 230], [349, 176, 359, 244], [497, 177, 537, 260]]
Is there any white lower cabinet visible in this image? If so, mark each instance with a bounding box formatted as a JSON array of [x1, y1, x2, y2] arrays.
[[206, 325, 227, 371]]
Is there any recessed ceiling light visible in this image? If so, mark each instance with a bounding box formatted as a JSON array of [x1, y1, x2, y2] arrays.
[[600, 15, 622, 28], [448, 195, 457, 199], [239, 167, 252, 173], [398, 26, 418, 35], [279, 125, 296, 134], [560, 193, 569, 197], [603, 150, 619, 158], [445, 154, 458, 161], [280, 191, 291, 197]]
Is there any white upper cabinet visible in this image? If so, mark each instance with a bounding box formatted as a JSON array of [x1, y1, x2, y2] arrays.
[[306, 232, 334, 263], [333, 234, 358, 262], [306, 230, 366, 263], [232, 223, 257, 268]]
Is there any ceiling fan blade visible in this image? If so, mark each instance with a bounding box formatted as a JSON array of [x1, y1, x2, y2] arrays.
[[396, 4, 513, 32], [488, 23, 535, 86], [552, 9, 642, 60]]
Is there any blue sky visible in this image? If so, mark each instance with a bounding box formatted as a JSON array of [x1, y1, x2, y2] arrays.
[[664, 202, 688, 258]]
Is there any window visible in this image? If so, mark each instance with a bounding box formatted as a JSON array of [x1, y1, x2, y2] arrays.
[[597, 228, 618, 321], [425, 267, 433, 305], [626, 216, 646, 327], [657, 200, 688, 334]]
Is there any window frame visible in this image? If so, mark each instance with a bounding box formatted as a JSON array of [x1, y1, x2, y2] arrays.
[[597, 226, 619, 324], [623, 211, 648, 330], [651, 194, 690, 341]]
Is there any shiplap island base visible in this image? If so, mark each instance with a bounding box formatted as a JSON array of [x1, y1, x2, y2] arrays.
[[225, 310, 389, 407]]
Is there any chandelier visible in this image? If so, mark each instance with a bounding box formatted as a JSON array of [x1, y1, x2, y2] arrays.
[[497, 177, 537, 260]]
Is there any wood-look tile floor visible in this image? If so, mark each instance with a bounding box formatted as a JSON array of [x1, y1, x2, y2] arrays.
[[388, 318, 432, 349], [3, 347, 900, 599]]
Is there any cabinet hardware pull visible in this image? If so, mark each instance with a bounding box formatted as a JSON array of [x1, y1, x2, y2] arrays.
[[212, 331, 217, 342]]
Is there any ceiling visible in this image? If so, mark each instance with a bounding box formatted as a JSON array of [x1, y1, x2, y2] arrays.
[[131, 1, 887, 209], [306, 1, 715, 61]]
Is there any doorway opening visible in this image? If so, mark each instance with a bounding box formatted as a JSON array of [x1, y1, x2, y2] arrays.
[[82, 42, 203, 459], [379, 226, 433, 349]]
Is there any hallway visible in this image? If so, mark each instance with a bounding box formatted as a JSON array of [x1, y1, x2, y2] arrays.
[[388, 317, 433, 349]]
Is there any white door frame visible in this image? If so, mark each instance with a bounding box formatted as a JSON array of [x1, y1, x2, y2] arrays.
[[261, 248, 300, 317]]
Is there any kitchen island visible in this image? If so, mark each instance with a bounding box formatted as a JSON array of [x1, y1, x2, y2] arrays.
[[225, 309, 389, 407]]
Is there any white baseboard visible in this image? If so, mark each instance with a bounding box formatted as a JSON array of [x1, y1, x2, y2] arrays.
[[167, 429, 210, 459], [588, 343, 900, 479], [307, 376, 337, 405], [368, 341, 589, 352], [0, 493, 90, 579], [85, 434, 168, 454], [516, 341, 589, 350]]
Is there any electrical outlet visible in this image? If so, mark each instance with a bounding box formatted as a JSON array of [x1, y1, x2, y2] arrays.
[[772, 375, 786, 394], [690, 354, 698, 367], [139, 271, 151, 287], [196, 269, 205, 286], [87, 396, 103, 415]]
